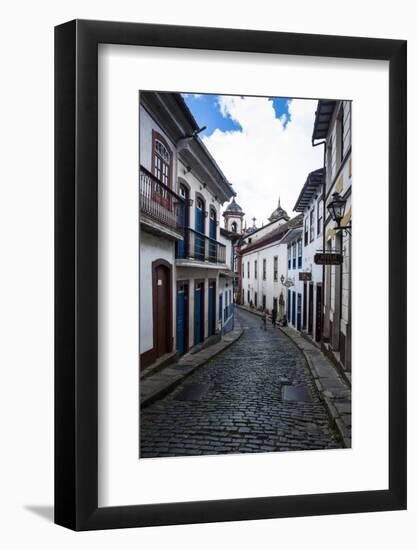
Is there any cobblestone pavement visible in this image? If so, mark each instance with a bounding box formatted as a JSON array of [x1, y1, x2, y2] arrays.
[[140, 308, 342, 457]]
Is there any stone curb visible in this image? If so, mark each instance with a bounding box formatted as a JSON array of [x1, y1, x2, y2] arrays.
[[140, 320, 245, 409], [278, 326, 351, 448]]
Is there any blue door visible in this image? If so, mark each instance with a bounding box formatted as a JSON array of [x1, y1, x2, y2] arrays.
[[292, 291, 296, 327], [194, 282, 204, 345], [209, 210, 217, 262], [176, 184, 188, 259], [208, 282, 215, 336], [287, 290, 291, 323], [297, 293, 302, 330], [195, 199, 204, 260], [219, 293, 223, 322], [176, 286, 186, 354]]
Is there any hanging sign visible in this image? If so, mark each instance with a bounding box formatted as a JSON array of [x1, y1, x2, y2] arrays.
[[314, 253, 343, 265], [299, 272, 312, 281]]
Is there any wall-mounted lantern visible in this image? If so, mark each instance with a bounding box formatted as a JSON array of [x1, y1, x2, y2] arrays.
[[327, 192, 351, 235]]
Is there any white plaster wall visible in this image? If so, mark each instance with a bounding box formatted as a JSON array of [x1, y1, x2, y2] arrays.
[[286, 235, 304, 327], [139, 105, 178, 184], [243, 217, 284, 245], [241, 241, 288, 312], [176, 266, 221, 348], [302, 185, 324, 337], [325, 142, 352, 338], [219, 232, 234, 270], [223, 212, 243, 234], [139, 231, 176, 353], [178, 158, 223, 235]]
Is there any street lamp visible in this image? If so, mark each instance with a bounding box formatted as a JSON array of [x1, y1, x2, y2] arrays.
[[327, 192, 351, 234]]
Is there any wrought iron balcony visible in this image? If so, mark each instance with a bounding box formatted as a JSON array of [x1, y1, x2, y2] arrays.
[[140, 166, 185, 234], [176, 227, 226, 264]]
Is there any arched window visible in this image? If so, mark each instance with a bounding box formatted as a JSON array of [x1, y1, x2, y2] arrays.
[[195, 196, 206, 260], [152, 131, 172, 187], [231, 221, 237, 232]]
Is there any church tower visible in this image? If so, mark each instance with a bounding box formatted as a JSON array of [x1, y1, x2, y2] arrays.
[[268, 197, 290, 225], [222, 197, 245, 235]]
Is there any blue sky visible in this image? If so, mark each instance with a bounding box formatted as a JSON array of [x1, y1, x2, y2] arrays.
[[181, 93, 321, 224], [183, 94, 291, 137]]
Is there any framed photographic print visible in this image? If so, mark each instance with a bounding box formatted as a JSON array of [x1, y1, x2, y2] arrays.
[[55, 20, 407, 530]]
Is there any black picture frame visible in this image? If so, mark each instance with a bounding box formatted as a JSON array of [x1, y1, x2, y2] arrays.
[[55, 19, 407, 531]]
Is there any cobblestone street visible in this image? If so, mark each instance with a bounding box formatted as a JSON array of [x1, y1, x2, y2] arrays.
[[140, 308, 342, 457]]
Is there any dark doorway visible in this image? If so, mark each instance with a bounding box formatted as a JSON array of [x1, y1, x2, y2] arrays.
[[194, 281, 205, 345], [302, 282, 307, 330], [315, 283, 322, 342], [208, 281, 216, 336], [297, 293, 302, 330], [308, 282, 314, 334], [153, 260, 172, 358], [176, 281, 189, 355]]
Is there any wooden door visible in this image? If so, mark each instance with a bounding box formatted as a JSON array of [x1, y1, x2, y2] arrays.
[[155, 264, 170, 357]]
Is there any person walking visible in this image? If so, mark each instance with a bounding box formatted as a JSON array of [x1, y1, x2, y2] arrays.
[[261, 311, 267, 330], [271, 307, 277, 327]]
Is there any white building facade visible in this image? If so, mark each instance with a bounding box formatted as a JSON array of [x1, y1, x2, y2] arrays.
[[139, 92, 234, 370], [239, 201, 303, 322], [293, 168, 324, 342], [312, 99, 352, 373]]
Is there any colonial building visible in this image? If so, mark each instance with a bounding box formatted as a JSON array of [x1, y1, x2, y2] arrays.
[[222, 197, 245, 306], [293, 168, 324, 342], [239, 198, 303, 321], [139, 92, 234, 370], [277, 217, 304, 329], [312, 99, 352, 373]]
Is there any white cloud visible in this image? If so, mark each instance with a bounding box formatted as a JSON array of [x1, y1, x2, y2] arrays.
[[202, 96, 322, 227]]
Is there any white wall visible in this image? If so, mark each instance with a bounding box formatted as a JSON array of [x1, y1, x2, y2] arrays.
[[1, 2, 416, 550], [139, 231, 176, 353], [178, 158, 223, 235], [241, 241, 288, 312], [302, 185, 324, 337], [139, 105, 178, 182]]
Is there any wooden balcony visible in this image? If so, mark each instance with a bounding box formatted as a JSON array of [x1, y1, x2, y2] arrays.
[[140, 166, 185, 236], [176, 227, 226, 264]]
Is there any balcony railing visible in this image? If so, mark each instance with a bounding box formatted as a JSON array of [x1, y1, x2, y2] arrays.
[[140, 166, 185, 234], [176, 228, 226, 264]]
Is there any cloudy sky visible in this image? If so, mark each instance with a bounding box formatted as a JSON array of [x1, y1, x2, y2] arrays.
[[183, 93, 323, 228]]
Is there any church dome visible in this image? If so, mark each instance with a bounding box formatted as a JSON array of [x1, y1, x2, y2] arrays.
[[224, 197, 244, 215], [268, 197, 289, 222]]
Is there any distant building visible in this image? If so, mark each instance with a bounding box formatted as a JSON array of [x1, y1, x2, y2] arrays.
[[222, 197, 245, 307], [293, 168, 324, 342], [139, 92, 234, 370], [312, 99, 352, 373], [239, 199, 303, 321], [279, 220, 304, 330]]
